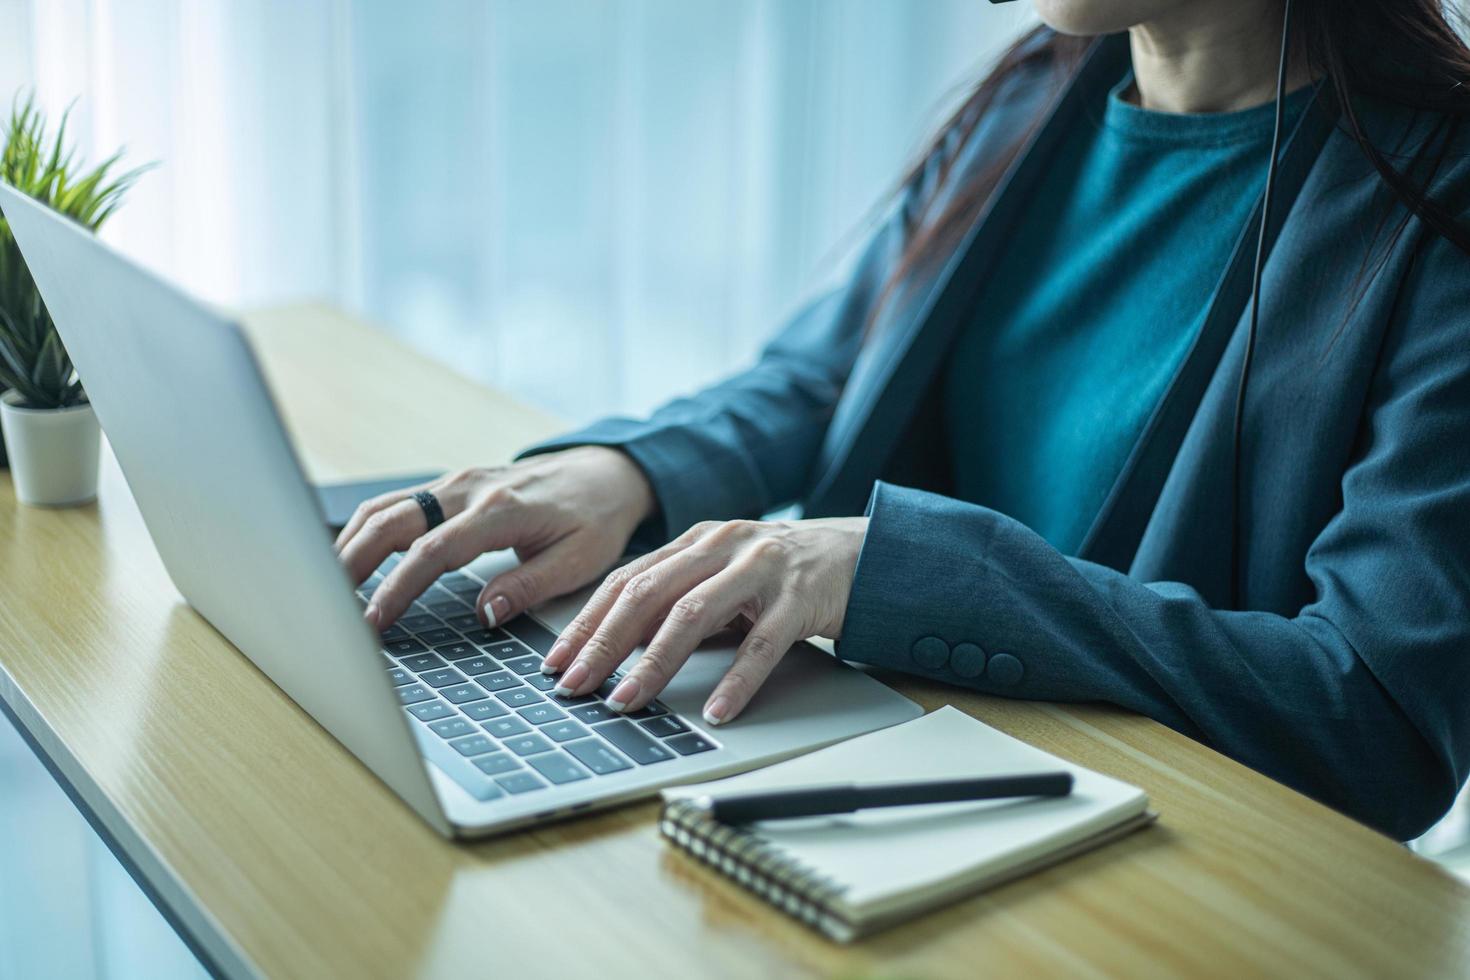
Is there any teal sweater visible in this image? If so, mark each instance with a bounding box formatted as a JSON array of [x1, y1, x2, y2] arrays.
[[945, 76, 1308, 554]]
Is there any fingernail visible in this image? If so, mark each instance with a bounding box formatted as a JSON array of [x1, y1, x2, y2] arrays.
[[483, 595, 509, 628], [541, 640, 571, 673], [606, 677, 640, 713], [703, 696, 731, 727], [365, 604, 380, 627], [554, 661, 589, 697]]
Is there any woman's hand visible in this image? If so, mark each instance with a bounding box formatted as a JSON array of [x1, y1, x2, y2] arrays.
[[541, 517, 868, 726], [334, 447, 656, 630]]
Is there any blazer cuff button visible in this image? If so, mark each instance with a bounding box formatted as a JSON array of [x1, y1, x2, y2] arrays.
[[986, 653, 1024, 686], [911, 636, 950, 670], [951, 643, 986, 678]]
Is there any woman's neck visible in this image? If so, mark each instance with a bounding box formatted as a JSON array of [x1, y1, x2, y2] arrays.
[[1127, 0, 1313, 113]]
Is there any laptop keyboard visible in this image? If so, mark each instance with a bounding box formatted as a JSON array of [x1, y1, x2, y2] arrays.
[[358, 555, 718, 802]]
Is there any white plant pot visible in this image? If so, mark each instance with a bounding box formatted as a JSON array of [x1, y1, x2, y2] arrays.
[[0, 390, 101, 507]]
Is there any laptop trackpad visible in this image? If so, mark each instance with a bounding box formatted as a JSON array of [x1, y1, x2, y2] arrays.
[[527, 586, 900, 753]]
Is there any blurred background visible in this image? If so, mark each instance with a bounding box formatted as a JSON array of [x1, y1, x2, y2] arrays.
[[0, 0, 1037, 425]]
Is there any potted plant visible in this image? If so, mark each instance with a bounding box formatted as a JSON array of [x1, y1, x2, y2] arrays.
[[0, 95, 147, 505]]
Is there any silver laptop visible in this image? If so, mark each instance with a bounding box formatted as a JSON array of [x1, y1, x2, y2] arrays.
[[0, 182, 920, 839]]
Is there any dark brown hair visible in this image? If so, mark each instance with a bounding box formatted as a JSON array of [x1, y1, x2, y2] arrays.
[[879, 2, 1470, 315]]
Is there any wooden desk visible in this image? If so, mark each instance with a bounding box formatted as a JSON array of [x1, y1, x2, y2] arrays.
[[2, 303, 1467, 979]]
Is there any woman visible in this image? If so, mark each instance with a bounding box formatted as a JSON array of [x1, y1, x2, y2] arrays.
[[336, 0, 1470, 840]]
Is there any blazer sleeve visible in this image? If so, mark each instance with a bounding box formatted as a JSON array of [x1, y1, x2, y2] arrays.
[[839, 231, 1470, 841]]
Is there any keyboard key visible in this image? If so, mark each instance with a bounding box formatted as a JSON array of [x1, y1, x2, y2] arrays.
[[523, 672, 557, 691], [441, 684, 489, 705], [594, 719, 673, 765], [517, 703, 567, 726], [569, 703, 619, 726], [596, 677, 621, 700], [427, 598, 472, 617], [629, 701, 669, 720], [396, 684, 434, 706], [472, 753, 522, 776], [666, 732, 716, 756], [378, 624, 409, 642], [429, 717, 476, 740], [639, 715, 689, 738], [432, 641, 477, 661], [564, 738, 634, 775], [503, 615, 559, 655], [461, 700, 509, 722], [438, 571, 480, 589], [502, 655, 543, 676], [483, 717, 531, 738], [457, 656, 497, 676], [421, 668, 468, 689], [418, 627, 460, 646], [550, 690, 595, 707], [542, 720, 590, 744], [379, 553, 401, 571], [444, 613, 483, 632], [385, 637, 428, 656], [495, 687, 544, 708], [477, 671, 522, 693], [486, 641, 524, 661], [463, 780, 503, 802], [461, 627, 507, 646], [399, 614, 442, 633], [495, 772, 546, 795], [386, 667, 414, 687], [407, 700, 456, 722], [449, 734, 496, 757], [528, 752, 591, 785], [399, 653, 446, 673], [503, 734, 554, 757]]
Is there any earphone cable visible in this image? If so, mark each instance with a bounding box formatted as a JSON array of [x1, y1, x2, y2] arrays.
[[1230, 0, 1294, 610]]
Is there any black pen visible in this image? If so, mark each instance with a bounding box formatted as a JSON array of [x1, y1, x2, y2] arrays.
[[700, 772, 1074, 824]]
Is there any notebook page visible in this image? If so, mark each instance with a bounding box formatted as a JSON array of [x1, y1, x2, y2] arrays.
[[663, 707, 1148, 909]]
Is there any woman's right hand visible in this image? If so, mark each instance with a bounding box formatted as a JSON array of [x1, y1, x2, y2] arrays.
[[334, 446, 656, 631]]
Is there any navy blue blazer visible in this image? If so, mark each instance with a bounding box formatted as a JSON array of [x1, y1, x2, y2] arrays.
[[525, 33, 1470, 839]]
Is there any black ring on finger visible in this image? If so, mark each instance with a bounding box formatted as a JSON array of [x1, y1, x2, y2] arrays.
[[413, 490, 445, 530]]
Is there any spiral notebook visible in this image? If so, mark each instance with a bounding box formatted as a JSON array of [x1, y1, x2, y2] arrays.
[[659, 707, 1154, 942]]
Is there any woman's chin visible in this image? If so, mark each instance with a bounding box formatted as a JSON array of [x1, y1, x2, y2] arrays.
[[1031, 0, 1166, 37]]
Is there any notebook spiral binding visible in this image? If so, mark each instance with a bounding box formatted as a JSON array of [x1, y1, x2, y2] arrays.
[[659, 798, 850, 939]]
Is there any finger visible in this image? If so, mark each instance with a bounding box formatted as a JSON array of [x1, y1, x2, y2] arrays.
[[475, 537, 589, 628], [702, 600, 806, 726], [334, 482, 430, 553], [368, 511, 501, 628], [603, 560, 771, 713], [546, 530, 705, 672], [551, 545, 724, 696], [338, 498, 427, 587]]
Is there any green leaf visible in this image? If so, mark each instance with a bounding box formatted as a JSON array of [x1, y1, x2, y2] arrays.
[[0, 89, 142, 405]]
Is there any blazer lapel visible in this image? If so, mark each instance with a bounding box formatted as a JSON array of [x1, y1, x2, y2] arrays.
[[1075, 90, 1338, 569]]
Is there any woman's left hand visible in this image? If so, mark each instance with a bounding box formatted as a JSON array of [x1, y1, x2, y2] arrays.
[[541, 517, 868, 726]]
